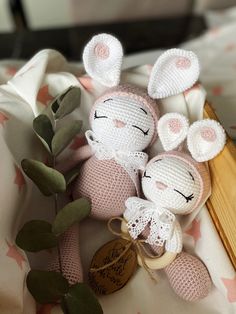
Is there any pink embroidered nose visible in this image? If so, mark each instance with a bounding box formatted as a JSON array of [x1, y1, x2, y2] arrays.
[[113, 119, 126, 128], [156, 181, 168, 190]]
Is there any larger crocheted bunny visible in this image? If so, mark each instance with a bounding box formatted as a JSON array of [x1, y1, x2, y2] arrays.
[[50, 34, 201, 285], [123, 112, 226, 301]]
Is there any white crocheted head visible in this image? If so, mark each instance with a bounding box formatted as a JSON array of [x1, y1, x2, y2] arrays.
[[89, 85, 158, 151], [142, 113, 226, 214], [82, 33, 201, 151]]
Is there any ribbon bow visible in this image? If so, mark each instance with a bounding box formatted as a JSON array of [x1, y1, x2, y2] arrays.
[[124, 198, 176, 246]]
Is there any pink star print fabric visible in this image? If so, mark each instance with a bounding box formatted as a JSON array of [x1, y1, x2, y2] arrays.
[[0, 37, 235, 313]]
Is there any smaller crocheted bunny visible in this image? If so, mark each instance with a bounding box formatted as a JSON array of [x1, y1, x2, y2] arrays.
[[123, 112, 226, 301], [52, 34, 201, 285]]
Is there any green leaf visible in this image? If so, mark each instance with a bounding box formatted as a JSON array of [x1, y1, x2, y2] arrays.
[[52, 86, 81, 119], [27, 270, 69, 304], [51, 120, 82, 156], [61, 283, 103, 314], [64, 164, 81, 185], [16, 220, 58, 252], [21, 159, 66, 196], [52, 198, 90, 236], [33, 114, 54, 151]]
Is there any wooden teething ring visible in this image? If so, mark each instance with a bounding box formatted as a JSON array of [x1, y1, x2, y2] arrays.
[[121, 219, 177, 270]]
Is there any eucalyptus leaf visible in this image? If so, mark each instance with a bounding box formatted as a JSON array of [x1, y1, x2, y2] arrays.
[[21, 159, 66, 196], [61, 283, 103, 314], [16, 220, 58, 252], [33, 114, 54, 151], [52, 198, 90, 236], [51, 120, 82, 156], [51, 86, 81, 119], [64, 164, 81, 185], [27, 270, 69, 304]]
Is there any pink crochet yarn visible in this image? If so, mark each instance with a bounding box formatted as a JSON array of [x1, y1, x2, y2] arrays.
[[48, 224, 82, 285], [73, 156, 136, 220], [165, 252, 212, 301]]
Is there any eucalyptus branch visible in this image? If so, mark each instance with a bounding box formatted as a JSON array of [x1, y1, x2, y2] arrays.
[[16, 86, 103, 314]]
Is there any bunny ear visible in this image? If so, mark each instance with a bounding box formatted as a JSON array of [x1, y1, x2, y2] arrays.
[[82, 33, 123, 87], [187, 119, 226, 162], [148, 49, 200, 99], [157, 113, 189, 151]]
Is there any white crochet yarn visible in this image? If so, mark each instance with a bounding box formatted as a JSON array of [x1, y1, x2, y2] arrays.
[[157, 112, 189, 151], [141, 157, 201, 214], [91, 95, 155, 151], [148, 48, 200, 99], [82, 33, 123, 87], [85, 130, 148, 192], [187, 119, 226, 162], [124, 197, 182, 253], [158, 113, 226, 162]]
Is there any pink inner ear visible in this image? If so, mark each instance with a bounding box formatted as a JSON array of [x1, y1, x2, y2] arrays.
[[168, 118, 182, 133], [175, 57, 191, 69], [200, 127, 216, 142], [94, 43, 110, 59]]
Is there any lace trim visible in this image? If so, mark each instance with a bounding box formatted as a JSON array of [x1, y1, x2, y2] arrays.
[[85, 130, 148, 193], [124, 197, 176, 247]]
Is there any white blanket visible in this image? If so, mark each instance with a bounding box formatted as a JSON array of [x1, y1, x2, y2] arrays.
[[0, 13, 236, 314]]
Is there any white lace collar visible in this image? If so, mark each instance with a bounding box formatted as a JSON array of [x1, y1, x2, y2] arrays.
[[85, 130, 148, 193], [124, 198, 176, 246]]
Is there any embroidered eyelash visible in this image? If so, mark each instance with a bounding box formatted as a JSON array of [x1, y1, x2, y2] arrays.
[[132, 125, 150, 136], [174, 189, 194, 203], [103, 98, 113, 103], [143, 171, 151, 178], [94, 111, 108, 119], [140, 108, 148, 115], [188, 171, 195, 181]]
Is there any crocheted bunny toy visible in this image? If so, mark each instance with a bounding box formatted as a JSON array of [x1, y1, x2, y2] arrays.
[[52, 34, 201, 285], [123, 112, 226, 301]]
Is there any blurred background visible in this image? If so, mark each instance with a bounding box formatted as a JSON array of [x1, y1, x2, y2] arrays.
[[0, 0, 236, 140], [0, 0, 236, 60]]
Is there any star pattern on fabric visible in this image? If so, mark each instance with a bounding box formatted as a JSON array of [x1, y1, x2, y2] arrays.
[[69, 135, 87, 150], [211, 85, 223, 96], [0, 112, 9, 125], [209, 27, 220, 36], [185, 219, 201, 244], [6, 66, 18, 76], [37, 85, 54, 106], [78, 76, 93, 91], [183, 83, 200, 96], [6, 240, 26, 269], [37, 304, 55, 314], [222, 276, 236, 302], [225, 43, 236, 52], [14, 165, 26, 192]]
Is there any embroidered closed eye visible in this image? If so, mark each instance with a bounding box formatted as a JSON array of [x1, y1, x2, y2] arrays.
[[174, 189, 194, 203], [132, 125, 150, 136], [143, 171, 151, 178], [94, 110, 108, 119], [103, 98, 113, 103]]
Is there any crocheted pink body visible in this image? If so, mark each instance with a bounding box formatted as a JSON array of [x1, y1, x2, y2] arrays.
[[73, 156, 137, 220], [165, 252, 212, 301]]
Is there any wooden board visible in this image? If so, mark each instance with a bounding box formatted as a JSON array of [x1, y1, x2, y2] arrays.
[[204, 102, 236, 269]]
